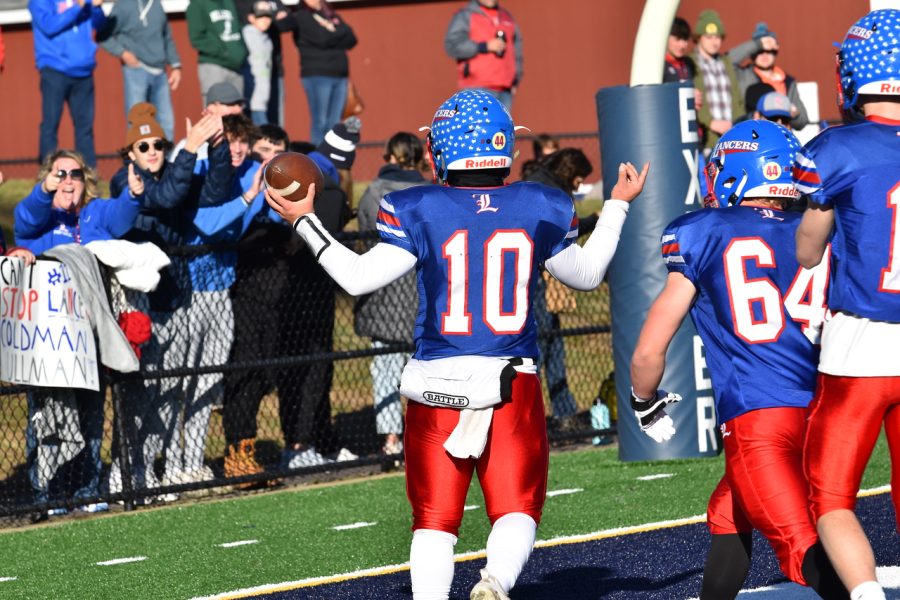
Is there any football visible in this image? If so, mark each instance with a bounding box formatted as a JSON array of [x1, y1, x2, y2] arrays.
[[264, 152, 325, 202]]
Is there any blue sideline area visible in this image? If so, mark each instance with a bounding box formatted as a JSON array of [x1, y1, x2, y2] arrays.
[[257, 493, 899, 599]]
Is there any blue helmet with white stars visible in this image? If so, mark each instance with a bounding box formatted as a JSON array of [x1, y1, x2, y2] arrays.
[[427, 90, 515, 182], [838, 9, 900, 111], [703, 120, 801, 208]]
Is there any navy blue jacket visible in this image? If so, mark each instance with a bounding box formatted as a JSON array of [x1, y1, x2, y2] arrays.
[[110, 141, 234, 310]]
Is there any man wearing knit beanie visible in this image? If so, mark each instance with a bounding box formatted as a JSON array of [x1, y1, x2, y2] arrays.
[[125, 102, 167, 149], [316, 115, 361, 170], [694, 9, 725, 37], [728, 21, 810, 130], [692, 9, 742, 153]]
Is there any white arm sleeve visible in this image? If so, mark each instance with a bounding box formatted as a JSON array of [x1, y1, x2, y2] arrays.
[[544, 199, 630, 291], [293, 214, 417, 296]]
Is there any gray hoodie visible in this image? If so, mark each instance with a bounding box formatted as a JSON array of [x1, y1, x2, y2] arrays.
[[354, 166, 425, 343], [99, 0, 181, 71]]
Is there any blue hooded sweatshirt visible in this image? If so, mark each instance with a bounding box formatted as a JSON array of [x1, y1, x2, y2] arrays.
[[14, 183, 141, 256], [29, 0, 106, 77]]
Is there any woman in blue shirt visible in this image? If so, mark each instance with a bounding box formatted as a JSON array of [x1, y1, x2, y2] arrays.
[[15, 149, 144, 256]]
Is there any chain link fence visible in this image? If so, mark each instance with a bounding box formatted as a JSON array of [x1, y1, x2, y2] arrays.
[[0, 132, 616, 521]]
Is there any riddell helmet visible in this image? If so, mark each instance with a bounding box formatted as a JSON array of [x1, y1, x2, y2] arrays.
[[427, 90, 515, 182], [837, 9, 900, 111], [703, 120, 801, 208]]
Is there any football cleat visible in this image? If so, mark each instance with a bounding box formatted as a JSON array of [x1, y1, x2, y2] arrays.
[[470, 569, 510, 600]]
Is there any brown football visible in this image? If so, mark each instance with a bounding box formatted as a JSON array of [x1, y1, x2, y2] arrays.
[[264, 152, 325, 202]]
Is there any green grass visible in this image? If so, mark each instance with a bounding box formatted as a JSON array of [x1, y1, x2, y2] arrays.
[[0, 436, 891, 600]]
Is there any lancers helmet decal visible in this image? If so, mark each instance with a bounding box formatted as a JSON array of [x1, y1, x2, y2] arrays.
[[838, 9, 900, 110], [703, 120, 801, 208], [426, 90, 515, 181]]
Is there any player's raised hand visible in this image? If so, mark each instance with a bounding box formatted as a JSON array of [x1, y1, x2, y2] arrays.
[[266, 183, 316, 225], [631, 388, 680, 443], [610, 161, 650, 203]]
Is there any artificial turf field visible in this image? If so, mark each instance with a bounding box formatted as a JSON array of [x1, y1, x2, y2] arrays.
[[0, 437, 894, 600]]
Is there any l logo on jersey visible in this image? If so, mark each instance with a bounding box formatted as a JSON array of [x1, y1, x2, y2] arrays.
[[474, 193, 499, 214]]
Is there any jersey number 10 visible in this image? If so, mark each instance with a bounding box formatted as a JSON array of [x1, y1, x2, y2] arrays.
[[724, 238, 829, 345], [441, 229, 534, 335]]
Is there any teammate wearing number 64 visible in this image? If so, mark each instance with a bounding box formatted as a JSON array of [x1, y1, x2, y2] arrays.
[[630, 120, 848, 599], [267, 89, 647, 600]]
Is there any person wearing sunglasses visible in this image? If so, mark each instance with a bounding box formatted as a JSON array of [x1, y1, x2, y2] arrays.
[[106, 101, 231, 501], [14, 149, 144, 257], [729, 22, 809, 130], [13, 147, 143, 515]]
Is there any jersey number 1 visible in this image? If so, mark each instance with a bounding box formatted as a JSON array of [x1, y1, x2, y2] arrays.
[[879, 182, 900, 293], [724, 238, 829, 344], [442, 229, 534, 335]]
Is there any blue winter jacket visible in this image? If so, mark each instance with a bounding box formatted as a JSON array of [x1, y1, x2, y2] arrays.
[[14, 183, 141, 256], [186, 160, 273, 292], [29, 0, 106, 77]]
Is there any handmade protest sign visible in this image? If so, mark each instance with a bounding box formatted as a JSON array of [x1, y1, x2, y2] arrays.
[[0, 258, 98, 391]]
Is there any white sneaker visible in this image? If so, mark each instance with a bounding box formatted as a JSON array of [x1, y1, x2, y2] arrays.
[[164, 466, 214, 485], [77, 502, 109, 513], [145, 468, 178, 503], [333, 448, 358, 462], [286, 447, 332, 469], [470, 569, 509, 600], [383, 439, 404, 456]]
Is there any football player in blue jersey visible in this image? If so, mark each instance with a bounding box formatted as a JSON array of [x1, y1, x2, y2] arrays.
[[266, 89, 648, 600], [795, 10, 900, 600], [630, 120, 847, 600]]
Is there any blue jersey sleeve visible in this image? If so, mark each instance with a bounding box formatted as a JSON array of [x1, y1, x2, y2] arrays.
[[545, 195, 579, 260], [376, 193, 415, 255], [795, 145, 830, 207], [660, 217, 699, 283]]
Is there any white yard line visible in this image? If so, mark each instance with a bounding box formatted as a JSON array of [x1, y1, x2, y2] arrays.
[[95, 556, 147, 567], [637, 473, 674, 481], [332, 522, 377, 531], [0, 577, 17, 583], [190, 484, 893, 600], [219, 540, 259, 548], [545, 488, 583, 497], [463, 505, 480, 511]]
